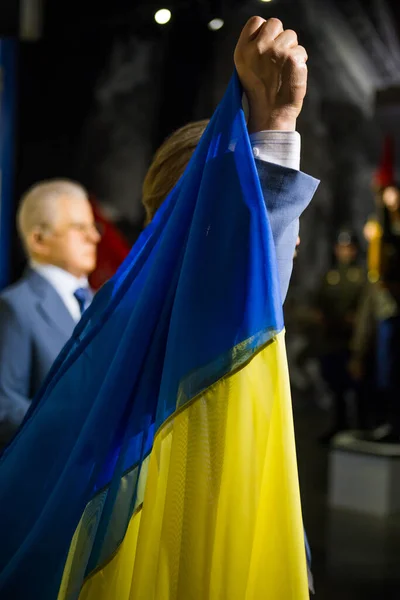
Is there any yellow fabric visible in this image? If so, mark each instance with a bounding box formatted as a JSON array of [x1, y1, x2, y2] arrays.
[[58, 491, 108, 600], [78, 331, 308, 599], [80, 508, 142, 600], [58, 502, 87, 599]]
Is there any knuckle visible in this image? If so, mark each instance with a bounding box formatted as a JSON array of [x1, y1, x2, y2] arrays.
[[298, 45, 308, 59], [268, 17, 283, 30], [288, 53, 305, 68], [288, 47, 308, 64], [245, 16, 266, 39], [248, 16, 264, 27], [286, 29, 298, 41]]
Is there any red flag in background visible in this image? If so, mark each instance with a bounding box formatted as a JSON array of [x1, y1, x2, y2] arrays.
[[374, 135, 395, 188], [89, 199, 131, 290]]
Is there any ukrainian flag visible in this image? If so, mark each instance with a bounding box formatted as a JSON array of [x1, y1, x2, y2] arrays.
[[0, 74, 309, 599]]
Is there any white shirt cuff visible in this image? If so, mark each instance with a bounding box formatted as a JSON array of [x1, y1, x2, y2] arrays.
[[249, 131, 301, 171]]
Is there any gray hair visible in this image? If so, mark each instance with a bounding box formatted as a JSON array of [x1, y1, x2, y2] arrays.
[[17, 179, 88, 253]]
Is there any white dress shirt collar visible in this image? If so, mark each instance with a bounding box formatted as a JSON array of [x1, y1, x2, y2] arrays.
[[30, 261, 88, 322]]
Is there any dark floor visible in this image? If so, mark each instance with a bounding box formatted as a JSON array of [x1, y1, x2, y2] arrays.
[[294, 403, 400, 599]]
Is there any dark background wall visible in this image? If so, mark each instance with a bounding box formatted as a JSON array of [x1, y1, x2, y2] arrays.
[[4, 0, 400, 288]]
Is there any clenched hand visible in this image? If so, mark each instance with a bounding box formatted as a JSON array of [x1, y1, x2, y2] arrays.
[[234, 17, 308, 133]]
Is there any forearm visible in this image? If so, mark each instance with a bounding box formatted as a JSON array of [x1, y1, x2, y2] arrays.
[[250, 132, 318, 301]]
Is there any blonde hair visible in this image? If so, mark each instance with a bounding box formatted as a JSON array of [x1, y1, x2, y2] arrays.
[[17, 179, 88, 253], [142, 120, 209, 224]]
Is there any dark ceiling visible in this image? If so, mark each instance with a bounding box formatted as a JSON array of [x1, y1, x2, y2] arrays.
[[1, 0, 399, 47]]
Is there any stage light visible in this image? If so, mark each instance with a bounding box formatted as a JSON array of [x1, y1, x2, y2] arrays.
[[259, 0, 273, 3], [208, 18, 224, 31], [154, 9, 172, 25]]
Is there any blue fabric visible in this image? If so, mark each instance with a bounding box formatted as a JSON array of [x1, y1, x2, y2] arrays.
[[0, 270, 76, 447], [0, 73, 318, 599]]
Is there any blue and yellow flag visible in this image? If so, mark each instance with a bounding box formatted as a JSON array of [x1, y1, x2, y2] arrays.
[[0, 74, 309, 599]]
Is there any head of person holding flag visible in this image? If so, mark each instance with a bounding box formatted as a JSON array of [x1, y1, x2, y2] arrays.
[[143, 16, 308, 227]]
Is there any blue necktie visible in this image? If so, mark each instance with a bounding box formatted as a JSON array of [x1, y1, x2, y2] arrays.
[[73, 287, 91, 315]]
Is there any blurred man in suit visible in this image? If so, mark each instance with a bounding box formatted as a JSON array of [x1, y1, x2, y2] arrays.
[[0, 179, 101, 447]]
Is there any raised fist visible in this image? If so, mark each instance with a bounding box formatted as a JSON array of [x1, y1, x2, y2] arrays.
[[234, 17, 308, 132]]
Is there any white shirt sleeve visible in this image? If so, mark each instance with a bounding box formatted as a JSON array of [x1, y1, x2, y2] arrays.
[[249, 131, 301, 171], [243, 92, 301, 171]]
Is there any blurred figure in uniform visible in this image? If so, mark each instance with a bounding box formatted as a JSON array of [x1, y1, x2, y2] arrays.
[[351, 185, 400, 442], [314, 230, 366, 441]]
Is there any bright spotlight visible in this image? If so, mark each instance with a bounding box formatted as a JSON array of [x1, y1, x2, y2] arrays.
[[154, 8, 172, 25], [259, 0, 273, 3], [208, 18, 224, 31]]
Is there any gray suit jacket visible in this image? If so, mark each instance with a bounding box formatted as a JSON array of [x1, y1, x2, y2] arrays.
[[0, 269, 77, 446]]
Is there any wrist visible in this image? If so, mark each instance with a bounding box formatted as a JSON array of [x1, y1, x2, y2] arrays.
[[247, 103, 298, 133], [248, 116, 297, 133]]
